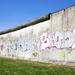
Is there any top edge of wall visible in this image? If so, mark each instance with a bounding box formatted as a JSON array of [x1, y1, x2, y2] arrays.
[[50, 4, 75, 14], [0, 5, 75, 35], [0, 14, 50, 35]]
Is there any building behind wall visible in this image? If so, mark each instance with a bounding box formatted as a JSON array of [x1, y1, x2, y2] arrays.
[[0, 5, 75, 65]]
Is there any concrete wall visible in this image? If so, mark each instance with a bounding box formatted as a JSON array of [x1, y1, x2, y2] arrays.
[[0, 5, 75, 65]]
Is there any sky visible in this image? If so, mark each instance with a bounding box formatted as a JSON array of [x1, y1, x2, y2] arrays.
[[0, 0, 75, 32]]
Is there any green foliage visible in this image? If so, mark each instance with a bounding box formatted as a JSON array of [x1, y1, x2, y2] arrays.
[[0, 57, 75, 75]]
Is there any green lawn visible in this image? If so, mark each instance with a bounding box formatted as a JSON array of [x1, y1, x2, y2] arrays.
[[0, 57, 75, 75]]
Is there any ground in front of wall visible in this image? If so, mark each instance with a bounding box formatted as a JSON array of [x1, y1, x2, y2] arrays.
[[0, 57, 75, 75]]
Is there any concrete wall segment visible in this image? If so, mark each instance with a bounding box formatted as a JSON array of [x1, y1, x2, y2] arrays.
[[0, 5, 75, 65]]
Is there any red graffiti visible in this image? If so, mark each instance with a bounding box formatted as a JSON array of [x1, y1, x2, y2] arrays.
[[0, 45, 4, 51], [40, 30, 75, 50]]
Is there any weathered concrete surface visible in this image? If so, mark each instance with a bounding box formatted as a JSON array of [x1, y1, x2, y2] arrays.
[[0, 5, 75, 65]]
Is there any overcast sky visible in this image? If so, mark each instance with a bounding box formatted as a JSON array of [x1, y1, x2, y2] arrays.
[[0, 0, 75, 31]]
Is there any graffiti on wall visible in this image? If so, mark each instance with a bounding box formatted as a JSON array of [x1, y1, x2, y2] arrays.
[[0, 44, 4, 55], [4, 39, 39, 54], [40, 29, 75, 50], [0, 29, 75, 57], [59, 50, 71, 60]]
